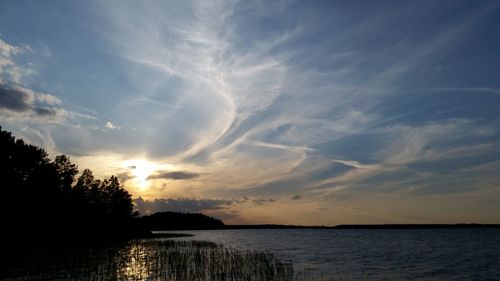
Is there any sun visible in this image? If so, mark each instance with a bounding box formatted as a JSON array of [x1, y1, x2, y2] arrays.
[[122, 159, 172, 190]]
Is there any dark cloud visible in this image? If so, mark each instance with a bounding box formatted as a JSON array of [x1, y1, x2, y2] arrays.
[[134, 196, 277, 217], [34, 107, 60, 117], [147, 170, 200, 180], [116, 171, 135, 184], [134, 197, 233, 215], [254, 198, 275, 205], [239, 196, 276, 205], [290, 194, 302, 200], [0, 85, 32, 112], [0, 84, 65, 121]]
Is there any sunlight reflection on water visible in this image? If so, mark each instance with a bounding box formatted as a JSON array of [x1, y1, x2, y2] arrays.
[[119, 244, 151, 280]]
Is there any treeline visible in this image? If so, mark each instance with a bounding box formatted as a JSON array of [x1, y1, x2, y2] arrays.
[[0, 127, 139, 236], [139, 212, 225, 230], [0, 127, 228, 236]]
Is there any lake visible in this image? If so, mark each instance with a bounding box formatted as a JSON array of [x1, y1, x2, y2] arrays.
[[159, 228, 500, 280], [3, 228, 500, 280]]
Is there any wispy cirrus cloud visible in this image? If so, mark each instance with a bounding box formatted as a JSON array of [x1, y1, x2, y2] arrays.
[[92, 1, 291, 162], [0, 38, 30, 84], [88, 1, 500, 208], [432, 87, 500, 95], [2, 1, 500, 224]]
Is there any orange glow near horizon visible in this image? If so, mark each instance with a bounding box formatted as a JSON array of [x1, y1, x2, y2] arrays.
[[122, 159, 173, 190]]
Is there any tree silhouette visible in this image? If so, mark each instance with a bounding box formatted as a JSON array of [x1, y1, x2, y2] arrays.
[[53, 155, 78, 194], [100, 175, 135, 220], [0, 127, 138, 236]]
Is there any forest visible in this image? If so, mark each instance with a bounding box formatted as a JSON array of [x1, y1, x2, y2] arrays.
[[0, 127, 224, 236]]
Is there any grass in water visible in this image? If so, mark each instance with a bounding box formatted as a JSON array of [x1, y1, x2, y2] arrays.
[[2, 238, 325, 281]]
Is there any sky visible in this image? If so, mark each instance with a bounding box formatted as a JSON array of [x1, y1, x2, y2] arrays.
[[1, 1, 500, 225]]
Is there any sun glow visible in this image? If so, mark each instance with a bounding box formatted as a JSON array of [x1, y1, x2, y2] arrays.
[[122, 159, 173, 190]]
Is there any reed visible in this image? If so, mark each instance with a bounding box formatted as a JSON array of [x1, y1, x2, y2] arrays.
[[2, 238, 325, 281]]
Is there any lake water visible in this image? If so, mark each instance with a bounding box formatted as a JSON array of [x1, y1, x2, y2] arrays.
[[159, 228, 500, 281], [3, 229, 500, 280]]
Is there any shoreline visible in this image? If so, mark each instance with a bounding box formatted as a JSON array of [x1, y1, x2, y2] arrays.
[[198, 223, 500, 230]]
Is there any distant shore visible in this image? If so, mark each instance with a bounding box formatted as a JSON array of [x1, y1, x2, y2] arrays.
[[222, 223, 500, 230]]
